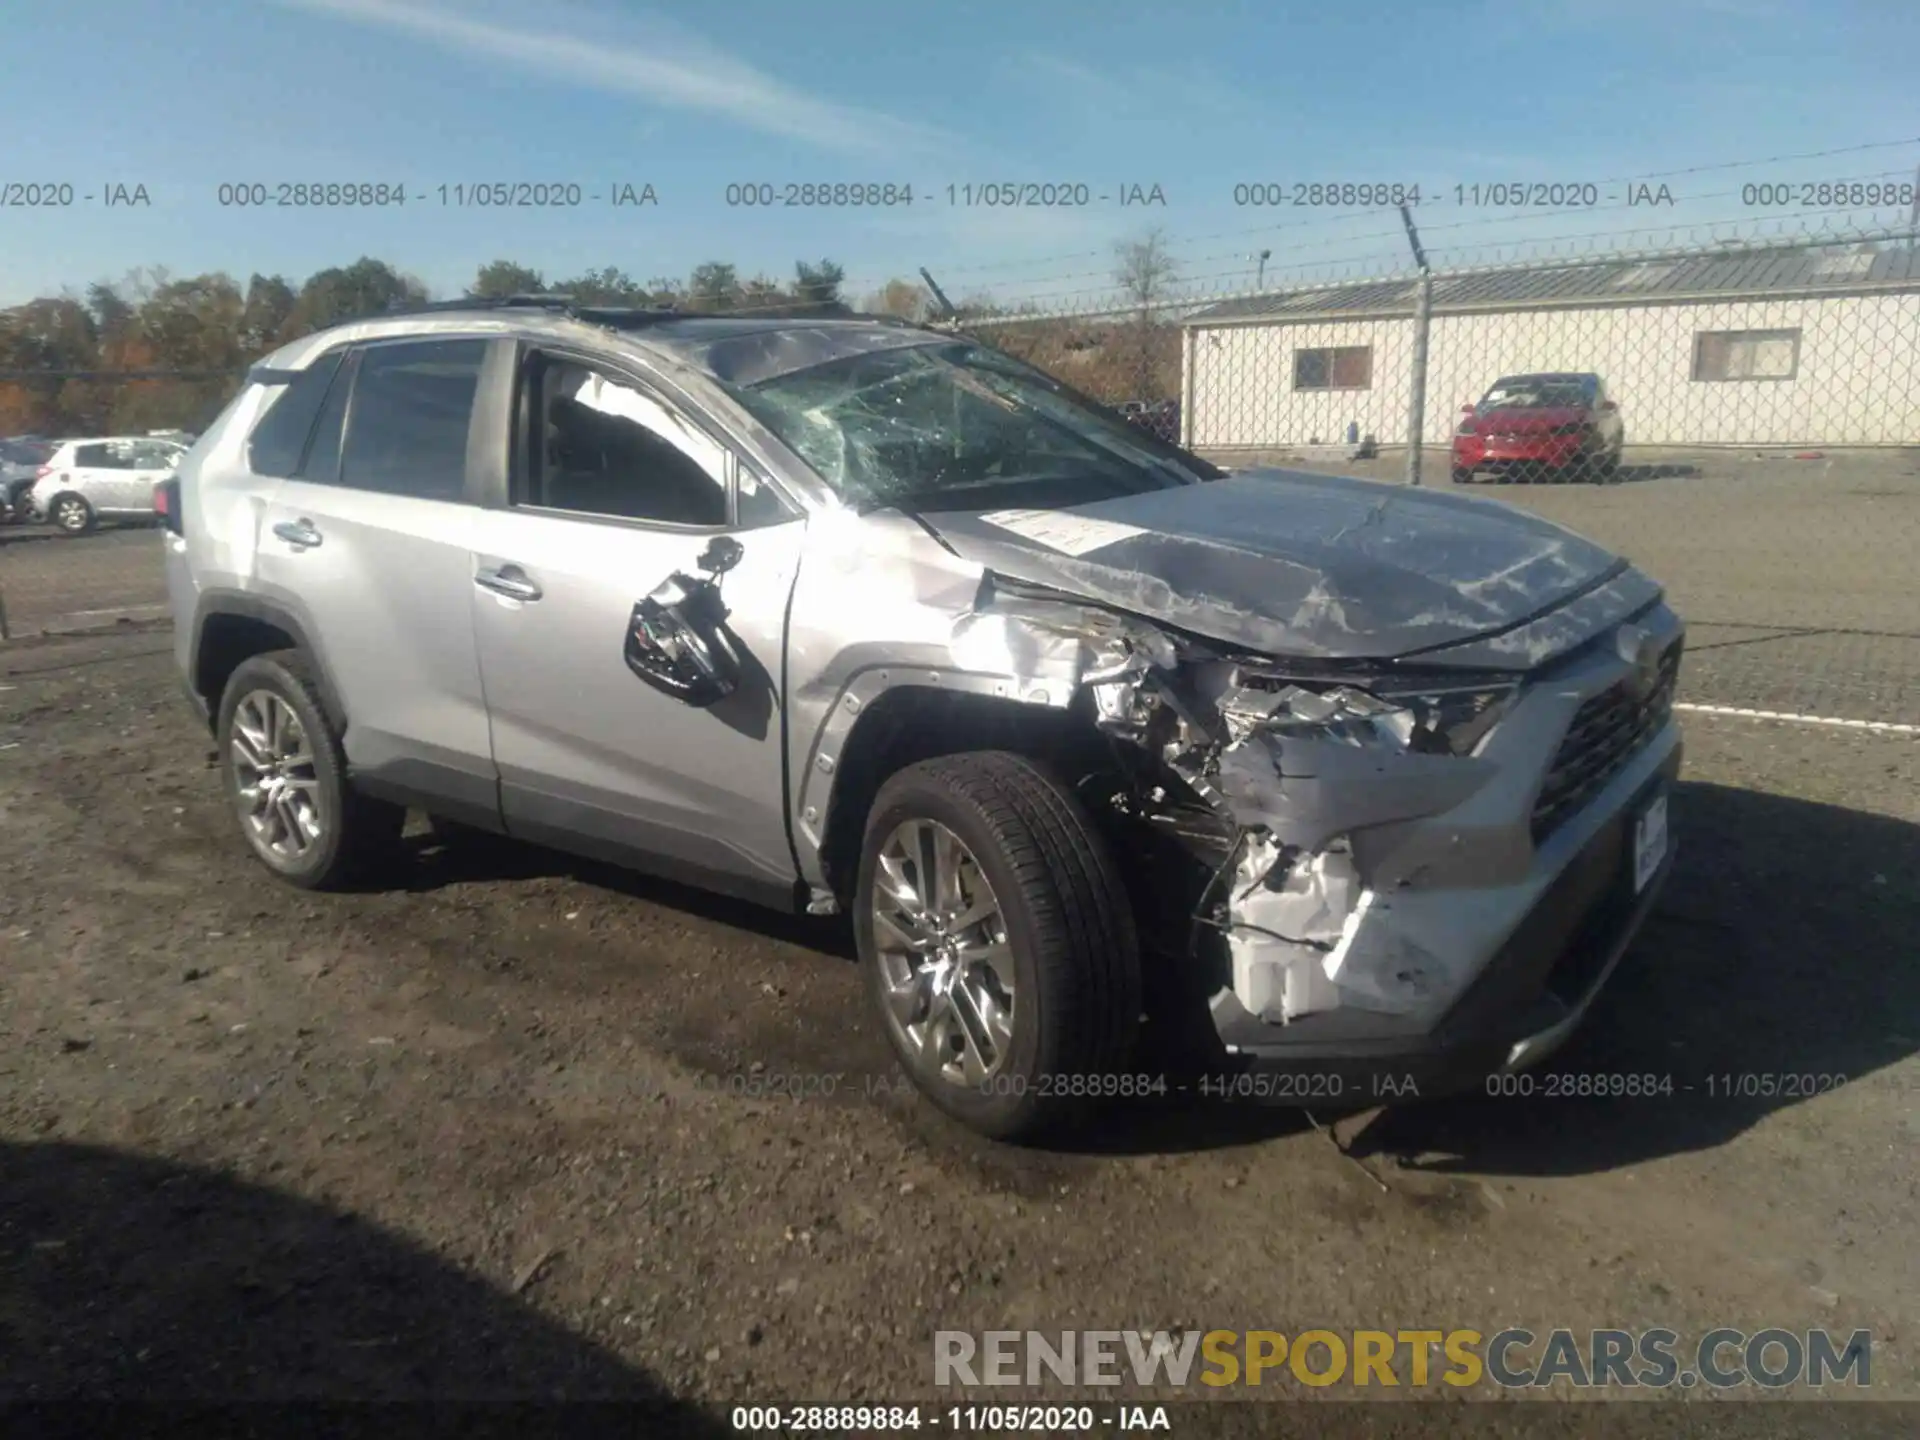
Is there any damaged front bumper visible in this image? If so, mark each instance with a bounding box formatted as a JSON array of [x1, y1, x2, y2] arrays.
[[846, 562, 1686, 1101], [1211, 735, 1680, 1095], [1203, 610, 1685, 1097]]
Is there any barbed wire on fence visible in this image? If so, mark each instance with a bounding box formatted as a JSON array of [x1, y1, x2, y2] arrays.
[[947, 219, 1920, 329], [890, 136, 1920, 289]]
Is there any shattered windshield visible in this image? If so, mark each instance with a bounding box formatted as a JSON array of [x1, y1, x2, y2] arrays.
[[725, 340, 1217, 512], [1479, 376, 1595, 409]]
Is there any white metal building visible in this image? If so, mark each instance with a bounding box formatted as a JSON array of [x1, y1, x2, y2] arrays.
[[1180, 246, 1920, 450]]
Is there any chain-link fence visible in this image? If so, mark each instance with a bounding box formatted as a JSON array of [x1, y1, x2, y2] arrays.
[[951, 220, 1920, 728]]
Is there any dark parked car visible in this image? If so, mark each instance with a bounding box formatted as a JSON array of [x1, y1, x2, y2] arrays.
[[1451, 373, 1624, 484], [1, 437, 57, 521]]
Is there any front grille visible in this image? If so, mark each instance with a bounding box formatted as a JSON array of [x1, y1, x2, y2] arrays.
[[1532, 641, 1681, 841]]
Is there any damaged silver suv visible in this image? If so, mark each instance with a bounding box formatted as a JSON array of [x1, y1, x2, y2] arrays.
[[162, 298, 1683, 1140]]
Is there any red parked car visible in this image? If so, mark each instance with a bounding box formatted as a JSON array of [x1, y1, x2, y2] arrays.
[[1451, 372, 1624, 484]]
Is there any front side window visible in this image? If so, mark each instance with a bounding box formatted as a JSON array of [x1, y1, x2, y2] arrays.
[[337, 338, 486, 501], [724, 340, 1215, 512], [522, 357, 731, 527], [128, 441, 184, 469]]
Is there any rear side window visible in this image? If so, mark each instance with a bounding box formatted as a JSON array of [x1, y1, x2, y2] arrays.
[[338, 339, 485, 501], [300, 350, 359, 487], [248, 349, 345, 478], [74, 443, 114, 468]]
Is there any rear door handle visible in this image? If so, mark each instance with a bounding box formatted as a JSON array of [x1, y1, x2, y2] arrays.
[[475, 564, 542, 602], [272, 518, 322, 548]]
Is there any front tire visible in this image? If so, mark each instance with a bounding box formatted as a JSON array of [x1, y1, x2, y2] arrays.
[[216, 650, 403, 890], [1449, 466, 1474, 485], [49, 494, 95, 534], [855, 751, 1142, 1142]]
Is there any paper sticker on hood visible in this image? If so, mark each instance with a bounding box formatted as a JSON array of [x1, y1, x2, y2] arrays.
[[979, 509, 1151, 558]]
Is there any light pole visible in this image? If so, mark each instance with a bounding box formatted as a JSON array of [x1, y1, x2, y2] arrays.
[[1254, 248, 1271, 288]]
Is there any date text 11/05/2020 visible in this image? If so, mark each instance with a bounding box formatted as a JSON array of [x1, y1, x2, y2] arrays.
[[1229, 181, 1680, 207], [723, 183, 1169, 207], [633, 1070, 1881, 1105]]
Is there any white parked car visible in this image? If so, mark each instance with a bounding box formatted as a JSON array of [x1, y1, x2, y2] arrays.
[[29, 436, 189, 534]]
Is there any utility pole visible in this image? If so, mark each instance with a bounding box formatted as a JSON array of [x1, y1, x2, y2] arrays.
[[1254, 248, 1271, 288], [1398, 203, 1433, 487]]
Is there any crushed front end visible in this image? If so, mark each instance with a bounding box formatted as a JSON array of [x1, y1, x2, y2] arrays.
[[957, 572, 1686, 1095]]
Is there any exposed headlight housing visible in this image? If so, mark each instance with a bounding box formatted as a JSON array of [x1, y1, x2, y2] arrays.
[[1369, 681, 1520, 756], [1221, 669, 1520, 757]]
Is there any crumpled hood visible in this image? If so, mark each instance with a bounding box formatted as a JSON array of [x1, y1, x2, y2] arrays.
[[914, 467, 1630, 662]]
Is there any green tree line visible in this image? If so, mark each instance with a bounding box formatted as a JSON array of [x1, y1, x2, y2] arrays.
[[0, 255, 930, 436], [0, 227, 1182, 436]]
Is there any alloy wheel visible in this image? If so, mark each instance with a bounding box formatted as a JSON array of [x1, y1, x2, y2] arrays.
[[229, 689, 325, 862], [871, 818, 1016, 1086], [53, 497, 89, 531]]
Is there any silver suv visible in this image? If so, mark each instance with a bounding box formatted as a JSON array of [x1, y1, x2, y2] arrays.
[[163, 298, 1684, 1140]]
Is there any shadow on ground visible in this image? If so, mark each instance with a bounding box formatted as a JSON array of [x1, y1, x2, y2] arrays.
[[387, 825, 1314, 1160], [1462, 461, 1700, 486], [1351, 779, 1920, 1177], [347, 779, 1918, 1172], [391, 822, 850, 957], [0, 1140, 727, 1427]]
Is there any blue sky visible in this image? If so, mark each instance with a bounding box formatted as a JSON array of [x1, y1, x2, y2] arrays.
[[2, 0, 1916, 310]]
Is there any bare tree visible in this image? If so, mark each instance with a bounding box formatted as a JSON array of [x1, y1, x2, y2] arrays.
[[1114, 228, 1179, 311], [1113, 229, 1179, 400]]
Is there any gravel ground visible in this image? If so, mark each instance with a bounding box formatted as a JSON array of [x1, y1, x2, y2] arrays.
[[2, 628, 1916, 1429]]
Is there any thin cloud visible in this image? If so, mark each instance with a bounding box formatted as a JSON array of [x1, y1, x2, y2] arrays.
[[273, 0, 952, 157], [1004, 53, 1256, 124]]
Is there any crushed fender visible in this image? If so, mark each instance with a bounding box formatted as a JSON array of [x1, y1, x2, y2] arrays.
[[949, 575, 1503, 1025]]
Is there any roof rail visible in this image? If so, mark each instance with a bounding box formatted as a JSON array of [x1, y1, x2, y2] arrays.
[[364, 293, 683, 325], [348, 294, 947, 331]]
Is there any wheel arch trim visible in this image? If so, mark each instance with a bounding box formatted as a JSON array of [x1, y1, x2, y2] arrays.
[[791, 666, 1072, 892], [189, 590, 348, 735]]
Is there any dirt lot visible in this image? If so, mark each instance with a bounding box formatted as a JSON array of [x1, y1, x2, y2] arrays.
[[1, 621, 1917, 1426]]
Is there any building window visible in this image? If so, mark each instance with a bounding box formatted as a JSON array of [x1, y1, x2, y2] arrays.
[[1693, 329, 1800, 382], [1294, 345, 1373, 390]]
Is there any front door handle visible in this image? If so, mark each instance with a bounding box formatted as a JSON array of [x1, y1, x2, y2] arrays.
[[272, 518, 322, 548], [475, 565, 542, 602]]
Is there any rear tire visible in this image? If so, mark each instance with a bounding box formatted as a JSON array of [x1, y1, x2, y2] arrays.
[[216, 650, 404, 890], [855, 751, 1142, 1143], [1449, 466, 1474, 485], [49, 493, 95, 535]]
